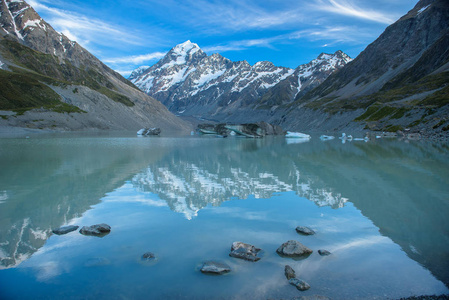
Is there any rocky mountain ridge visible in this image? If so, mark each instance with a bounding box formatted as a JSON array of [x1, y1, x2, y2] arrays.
[[0, 0, 189, 132], [279, 0, 449, 136], [129, 41, 351, 121]]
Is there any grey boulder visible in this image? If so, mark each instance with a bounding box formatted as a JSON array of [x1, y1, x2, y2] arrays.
[[285, 265, 296, 280], [318, 249, 331, 256], [79, 223, 111, 237], [52, 225, 79, 235], [229, 241, 262, 262], [276, 240, 313, 257], [295, 226, 316, 235], [289, 278, 311, 291], [200, 261, 231, 275]]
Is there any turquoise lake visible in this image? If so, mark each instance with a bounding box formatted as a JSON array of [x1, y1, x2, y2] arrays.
[[0, 133, 448, 299]]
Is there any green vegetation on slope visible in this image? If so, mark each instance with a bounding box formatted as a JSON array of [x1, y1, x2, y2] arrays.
[[0, 69, 84, 113], [301, 71, 449, 117], [0, 38, 134, 107]]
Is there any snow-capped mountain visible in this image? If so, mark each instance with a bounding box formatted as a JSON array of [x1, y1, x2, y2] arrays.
[[129, 41, 351, 120], [259, 50, 352, 107]]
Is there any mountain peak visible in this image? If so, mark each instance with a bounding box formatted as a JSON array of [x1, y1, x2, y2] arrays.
[[1, 0, 43, 40], [157, 40, 205, 67], [171, 40, 201, 56]]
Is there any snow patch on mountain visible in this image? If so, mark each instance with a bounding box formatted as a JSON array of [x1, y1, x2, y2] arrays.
[[417, 4, 431, 15], [3, 0, 24, 40], [195, 68, 226, 87], [23, 18, 42, 30]]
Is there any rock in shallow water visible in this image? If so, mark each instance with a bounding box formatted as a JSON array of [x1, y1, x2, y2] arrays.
[[79, 223, 111, 237], [277, 240, 313, 257], [289, 278, 311, 291], [142, 252, 156, 260], [318, 249, 331, 256], [200, 261, 231, 275], [295, 226, 316, 235], [52, 225, 79, 235], [285, 265, 296, 280], [229, 241, 262, 262]]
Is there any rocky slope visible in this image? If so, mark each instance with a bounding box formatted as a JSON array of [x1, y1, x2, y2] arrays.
[[281, 0, 449, 136], [129, 41, 351, 122], [0, 0, 189, 132]]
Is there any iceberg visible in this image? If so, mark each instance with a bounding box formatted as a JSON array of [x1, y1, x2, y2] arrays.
[[285, 131, 311, 139], [137, 128, 161, 136], [320, 135, 335, 141]]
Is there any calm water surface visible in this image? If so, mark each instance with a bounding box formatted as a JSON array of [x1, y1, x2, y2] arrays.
[[0, 133, 448, 299]]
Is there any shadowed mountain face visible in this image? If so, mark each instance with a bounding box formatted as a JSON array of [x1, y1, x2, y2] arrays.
[[303, 0, 449, 100], [129, 41, 351, 122], [283, 0, 449, 134], [0, 0, 189, 132]]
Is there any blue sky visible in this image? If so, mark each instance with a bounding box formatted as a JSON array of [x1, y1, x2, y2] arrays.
[[27, 0, 417, 77]]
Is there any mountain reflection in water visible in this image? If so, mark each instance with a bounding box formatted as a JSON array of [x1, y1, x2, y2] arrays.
[[0, 134, 448, 296]]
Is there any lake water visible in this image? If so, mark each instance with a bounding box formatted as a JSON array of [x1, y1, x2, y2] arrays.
[[0, 133, 448, 299]]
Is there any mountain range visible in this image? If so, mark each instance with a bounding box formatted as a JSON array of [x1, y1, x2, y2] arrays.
[[130, 0, 449, 136], [0, 0, 188, 132], [129, 41, 352, 122]]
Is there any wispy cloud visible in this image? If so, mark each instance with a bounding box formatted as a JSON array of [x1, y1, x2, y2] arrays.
[[27, 0, 145, 50], [203, 36, 281, 53], [159, 0, 305, 32], [290, 25, 375, 44], [315, 0, 395, 24], [203, 24, 374, 55], [103, 52, 166, 64]]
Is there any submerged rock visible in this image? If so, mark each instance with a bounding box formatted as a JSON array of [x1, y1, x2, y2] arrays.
[[318, 249, 331, 256], [295, 226, 316, 235], [142, 252, 156, 260], [79, 223, 111, 237], [289, 278, 311, 291], [52, 225, 79, 235], [277, 240, 313, 257], [285, 265, 296, 280], [200, 261, 231, 275], [229, 242, 262, 262], [84, 257, 111, 267]]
